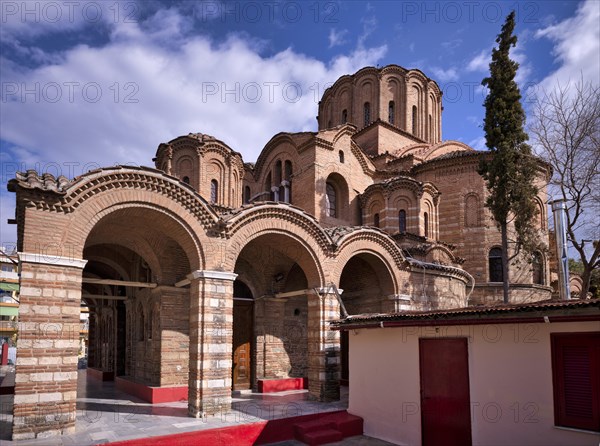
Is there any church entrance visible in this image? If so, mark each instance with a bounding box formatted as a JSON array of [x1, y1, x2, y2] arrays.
[[232, 281, 254, 390]]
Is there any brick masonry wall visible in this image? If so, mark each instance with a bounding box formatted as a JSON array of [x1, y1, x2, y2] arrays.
[[188, 274, 234, 417], [13, 262, 83, 440]]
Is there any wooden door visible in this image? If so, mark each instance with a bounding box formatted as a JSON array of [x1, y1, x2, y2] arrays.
[[340, 330, 349, 384], [232, 299, 253, 390], [419, 338, 472, 446]]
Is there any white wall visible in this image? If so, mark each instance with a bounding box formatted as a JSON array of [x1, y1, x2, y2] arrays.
[[348, 321, 600, 446]]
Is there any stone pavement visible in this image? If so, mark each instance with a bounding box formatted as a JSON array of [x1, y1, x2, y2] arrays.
[[0, 370, 357, 445]]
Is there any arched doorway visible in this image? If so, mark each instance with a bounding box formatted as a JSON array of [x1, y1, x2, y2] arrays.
[[339, 252, 396, 382], [82, 207, 196, 389], [233, 233, 318, 390]]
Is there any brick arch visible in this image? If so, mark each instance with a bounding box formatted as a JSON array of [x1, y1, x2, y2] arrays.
[[60, 187, 210, 271], [223, 207, 331, 287], [330, 230, 405, 292]]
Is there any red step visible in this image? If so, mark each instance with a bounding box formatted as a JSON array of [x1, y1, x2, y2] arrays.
[[334, 412, 363, 437], [299, 428, 343, 446], [292, 411, 363, 445], [294, 419, 337, 437]]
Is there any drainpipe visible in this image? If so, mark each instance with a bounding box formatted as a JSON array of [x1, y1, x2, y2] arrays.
[[550, 199, 571, 300]]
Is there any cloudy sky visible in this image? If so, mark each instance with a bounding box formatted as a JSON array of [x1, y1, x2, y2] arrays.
[[1, 0, 599, 247]]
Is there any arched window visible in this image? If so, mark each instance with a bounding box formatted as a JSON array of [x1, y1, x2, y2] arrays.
[[489, 248, 504, 282], [244, 186, 251, 204], [328, 120, 332, 128], [532, 252, 544, 285], [374, 213, 380, 228], [339, 150, 345, 163], [182, 176, 190, 184], [399, 209, 407, 233], [429, 114, 433, 140], [465, 194, 479, 227], [364, 102, 370, 127], [265, 172, 272, 200], [412, 105, 418, 136], [210, 179, 218, 203], [284, 160, 293, 203], [326, 182, 336, 217], [388, 101, 395, 124], [275, 160, 282, 184], [342, 109, 348, 124], [424, 212, 429, 237]]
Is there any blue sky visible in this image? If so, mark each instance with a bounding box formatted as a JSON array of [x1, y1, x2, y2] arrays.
[[1, 0, 599, 247]]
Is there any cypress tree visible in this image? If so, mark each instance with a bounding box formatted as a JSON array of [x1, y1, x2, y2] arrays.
[[479, 11, 539, 304]]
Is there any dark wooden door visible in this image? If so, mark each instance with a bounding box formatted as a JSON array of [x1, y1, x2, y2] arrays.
[[340, 330, 349, 384], [419, 338, 472, 446], [232, 299, 253, 390]]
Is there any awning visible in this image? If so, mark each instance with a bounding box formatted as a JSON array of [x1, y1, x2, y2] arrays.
[[0, 282, 19, 292], [0, 306, 18, 317]]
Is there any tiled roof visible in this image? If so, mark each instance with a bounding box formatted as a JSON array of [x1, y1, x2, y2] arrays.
[[331, 299, 600, 328]]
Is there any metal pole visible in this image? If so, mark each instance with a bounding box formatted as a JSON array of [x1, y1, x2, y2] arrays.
[[550, 199, 571, 300]]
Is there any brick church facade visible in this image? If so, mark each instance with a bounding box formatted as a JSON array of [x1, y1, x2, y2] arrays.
[[7, 64, 552, 439]]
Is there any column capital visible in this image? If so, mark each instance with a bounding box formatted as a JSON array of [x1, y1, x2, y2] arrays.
[[187, 270, 237, 281], [18, 252, 87, 269]]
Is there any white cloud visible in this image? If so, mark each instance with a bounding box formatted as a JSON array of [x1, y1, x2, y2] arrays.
[[468, 136, 486, 151], [534, 0, 600, 93], [467, 50, 490, 72], [0, 9, 387, 171], [328, 28, 348, 48], [430, 66, 459, 82]]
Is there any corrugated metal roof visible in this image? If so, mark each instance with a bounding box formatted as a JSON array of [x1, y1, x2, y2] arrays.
[[331, 299, 600, 328]]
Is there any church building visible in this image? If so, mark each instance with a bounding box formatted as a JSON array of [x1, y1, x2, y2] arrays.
[[7, 64, 552, 439]]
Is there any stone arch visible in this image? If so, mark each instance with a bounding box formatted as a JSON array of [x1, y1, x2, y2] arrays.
[[222, 205, 331, 287], [46, 169, 216, 270], [331, 229, 405, 292]]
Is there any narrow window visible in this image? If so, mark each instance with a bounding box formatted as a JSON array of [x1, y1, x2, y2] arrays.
[[244, 186, 251, 204], [342, 109, 348, 124], [182, 176, 190, 184], [284, 160, 293, 203], [339, 150, 345, 163], [275, 160, 282, 184], [328, 120, 332, 128], [210, 179, 218, 203], [265, 172, 272, 199], [374, 213, 380, 228], [532, 252, 544, 285], [399, 209, 407, 233], [326, 182, 336, 218], [412, 105, 418, 136], [429, 114, 433, 140], [364, 102, 370, 127], [551, 333, 600, 432], [489, 247, 504, 282], [388, 101, 395, 124], [424, 212, 429, 237]]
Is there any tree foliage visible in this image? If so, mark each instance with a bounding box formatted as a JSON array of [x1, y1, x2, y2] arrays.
[[531, 79, 600, 299], [479, 11, 541, 303]]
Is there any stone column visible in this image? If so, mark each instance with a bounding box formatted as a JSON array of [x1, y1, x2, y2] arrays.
[[307, 289, 340, 401], [12, 253, 87, 440], [188, 270, 236, 418]]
